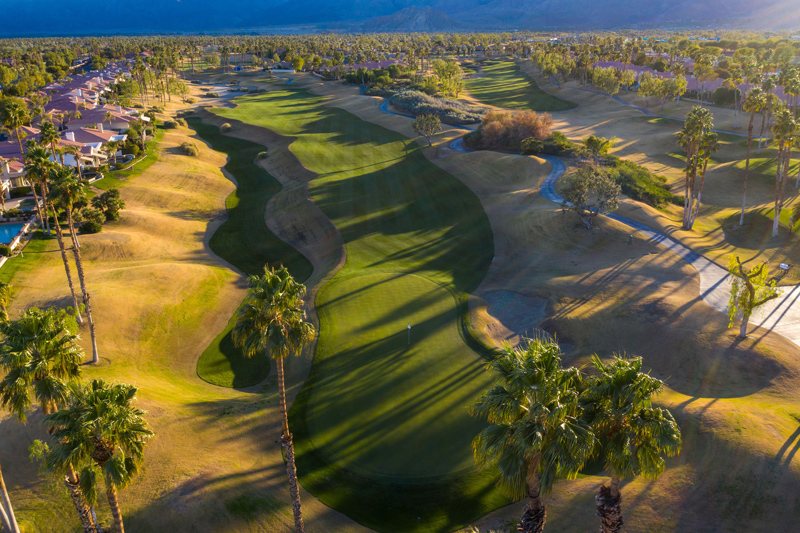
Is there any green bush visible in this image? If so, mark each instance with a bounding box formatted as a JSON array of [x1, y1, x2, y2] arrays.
[[220, 123, 232, 133], [179, 142, 200, 156], [163, 120, 179, 129], [205, 92, 220, 98], [124, 144, 140, 157], [80, 221, 102, 234], [521, 138, 544, 155], [186, 97, 197, 104], [9, 187, 32, 199], [257, 151, 269, 160], [540, 131, 582, 157], [0, 245, 11, 257], [606, 157, 682, 208]]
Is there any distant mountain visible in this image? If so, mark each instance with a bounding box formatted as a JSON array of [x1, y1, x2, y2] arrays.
[[1, 0, 798, 36], [363, 6, 461, 32]]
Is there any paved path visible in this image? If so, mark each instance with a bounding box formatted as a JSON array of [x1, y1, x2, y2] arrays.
[[450, 138, 800, 345]]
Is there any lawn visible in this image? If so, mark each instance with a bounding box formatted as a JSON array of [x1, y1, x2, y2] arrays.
[[188, 118, 313, 388], [214, 88, 503, 532], [465, 61, 578, 112]]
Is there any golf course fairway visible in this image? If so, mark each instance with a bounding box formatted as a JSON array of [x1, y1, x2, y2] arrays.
[[213, 89, 509, 531], [466, 60, 577, 112]]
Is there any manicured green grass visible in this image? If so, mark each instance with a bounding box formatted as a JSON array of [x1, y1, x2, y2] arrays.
[[214, 89, 503, 531], [94, 130, 164, 191], [0, 230, 53, 285], [466, 61, 577, 112], [188, 118, 313, 388]]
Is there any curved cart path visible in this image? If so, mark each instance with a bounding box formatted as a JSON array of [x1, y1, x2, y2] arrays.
[[449, 136, 800, 345]]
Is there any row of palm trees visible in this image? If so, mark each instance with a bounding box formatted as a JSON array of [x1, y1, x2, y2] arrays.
[[471, 338, 682, 533], [0, 304, 152, 533]]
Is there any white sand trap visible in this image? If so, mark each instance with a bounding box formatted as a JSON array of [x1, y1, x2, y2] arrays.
[[481, 290, 547, 346]]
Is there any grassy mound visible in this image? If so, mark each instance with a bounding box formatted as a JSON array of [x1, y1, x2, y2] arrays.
[[215, 89, 503, 531], [189, 118, 313, 388], [466, 61, 577, 112]]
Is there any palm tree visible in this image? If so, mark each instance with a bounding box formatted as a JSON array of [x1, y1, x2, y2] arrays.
[[676, 106, 714, 230], [0, 281, 10, 322], [49, 166, 86, 250], [25, 149, 83, 323], [771, 108, 798, 238], [39, 121, 64, 165], [44, 379, 154, 533], [232, 265, 316, 533], [22, 142, 51, 235], [740, 88, 765, 226], [582, 355, 682, 533], [0, 463, 21, 533], [687, 130, 719, 229], [62, 145, 86, 183], [1, 101, 29, 157], [0, 306, 84, 419], [470, 338, 596, 533], [758, 77, 777, 153]]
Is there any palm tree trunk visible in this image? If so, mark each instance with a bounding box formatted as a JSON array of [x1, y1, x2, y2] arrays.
[[276, 357, 305, 533], [773, 144, 791, 238], [67, 209, 81, 250], [70, 242, 99, 363], [29, 182, 48, 236], [740, 113, 756, 226], [689, 158, 711, 228], [106, 484, 124, 533], [758, 112, 767, 154], [596, 477, 624, 533], [48, 203, 83, 324], [65, 465, 98, 533], [519, 455, 545, 533], [0, 464, 21, 533]]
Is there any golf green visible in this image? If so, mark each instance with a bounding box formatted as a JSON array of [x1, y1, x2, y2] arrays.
[[466, 60, 577, 112], [214, 89, 507, 531]]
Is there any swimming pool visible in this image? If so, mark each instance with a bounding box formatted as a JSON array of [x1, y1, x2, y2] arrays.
[[0, 223, 25, 244]]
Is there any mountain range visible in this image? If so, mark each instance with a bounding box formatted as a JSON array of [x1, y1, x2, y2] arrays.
[[1, 0, 799, 36]]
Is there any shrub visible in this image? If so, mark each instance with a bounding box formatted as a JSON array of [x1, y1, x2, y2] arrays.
[[220, 123, 232, 133], [163, 120, 178, 129], [5, 208, 22, 218], [9, 186, 32, 199], [186, 97, 197, 104], [257, 151, 269, 160], [606, 157, 682, 208], [389, 90, 488, 125], [74, 207, 104, 225], [124, 144, 140, 157], [521, 138, 544, 155], [0, 245, 11, 257], [179, 142, 200, 156], [205, 92, 220, 98], [465, 110, 554, 152], [80, 221, 102, 234], [92, 189, 126, 221], [149, 106, 165, 114], [540, 131, 583, 157]]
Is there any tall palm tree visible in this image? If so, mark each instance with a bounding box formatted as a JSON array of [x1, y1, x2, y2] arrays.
[[25, 149, 83, 323], [676, 106, 714, 230], [39, 121, 64, 165], [740, 88, 765, 226], [49, 166, 86, 250], [771, 108, 798, 238], [0, 462, 21, 533], [62, 145, 86, 183], [758, 77, 777, 153], [22, 142, 51, 235], [582, 355, 682, 533], [232, 265, 316, 533], [1, 101, 29, 157], [687, 130, 719, 228], [44, 379, 154, 533], [0, 281, 10, 322], [471, 338, 596, 533]]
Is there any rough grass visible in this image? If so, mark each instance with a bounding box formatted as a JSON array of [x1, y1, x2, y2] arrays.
[[214, 88, 502, 532], [466, 61, 577, 112], [188, 117, 313, 388]]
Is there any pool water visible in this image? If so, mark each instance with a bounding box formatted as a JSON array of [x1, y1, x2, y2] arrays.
[[0, 223, 25, 244]]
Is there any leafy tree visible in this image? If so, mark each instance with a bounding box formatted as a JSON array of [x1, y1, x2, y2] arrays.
[[232, 266, 315, 533], [91, 189, 126, 221], [582, 135, 617, 167], [42, 380, 153, 533], [471, 339, 595, 533], [582, 355, 682, 533], [593, 67, 621, 98], [727, 257, 781, 338], [560, 168, 621, 230], [411, 114, 442, 147]]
